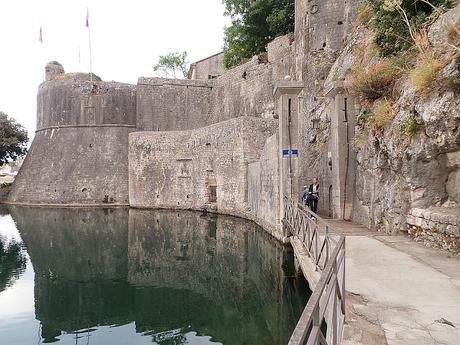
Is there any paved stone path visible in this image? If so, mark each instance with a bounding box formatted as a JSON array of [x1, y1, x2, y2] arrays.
[[324, 220, 460, 345]]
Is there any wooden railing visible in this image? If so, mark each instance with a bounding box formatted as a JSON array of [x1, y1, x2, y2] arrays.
[[283, 197, 346, 345]]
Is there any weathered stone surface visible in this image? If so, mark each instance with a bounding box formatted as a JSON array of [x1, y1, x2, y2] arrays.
[[136, 78, 213, 131], [8, 73, 136, 205], [407, 207, 460, 237], [129, 117, 277, 218], [9, 127, 132, 205], [45, 61, 65, 81], [248, 133, 280, 236], [447, 168, 460, 203], [317, 6, 460, 238], [446, 151, 460, 167], [37, 76, 135, 129], [189, 52, 225, 80]]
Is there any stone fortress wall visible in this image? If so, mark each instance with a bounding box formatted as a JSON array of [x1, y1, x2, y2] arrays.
[[7, 31, 296, 240], [7, 0, 459, 246], [136, 78, 213, 131], [129, 117, 277, 216], [9, 66, 136, 205], [136, 35, 295, 133]]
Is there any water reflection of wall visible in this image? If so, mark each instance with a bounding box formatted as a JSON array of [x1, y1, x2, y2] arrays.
[[128, 210, 249, 304], [8, 206, 130, 342], [8, 206, 128, 281], [128, 209, 310, 344], [8, 207, 309, 345]]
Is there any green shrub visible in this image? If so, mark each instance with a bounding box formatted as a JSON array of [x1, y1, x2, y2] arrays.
[[349, 55, 408, 101], [371, 99, 394, 129], [410, 55, 444, 94], [370, 0, 454, 57], [223, 0, 295, 69], [398, 117, 419, 137]]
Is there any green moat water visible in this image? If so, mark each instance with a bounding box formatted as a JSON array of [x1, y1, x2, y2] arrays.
[[0, 206, 310, 345]]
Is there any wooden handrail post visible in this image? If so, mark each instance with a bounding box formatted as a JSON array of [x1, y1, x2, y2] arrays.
[[325, 225, 329, 264], [315, 221, 319, 267], [341, 239, 346, 314]]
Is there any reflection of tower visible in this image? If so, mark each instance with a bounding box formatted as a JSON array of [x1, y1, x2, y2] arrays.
[[205, 159, 217, 205], [8, 206, 130, 341], [8, 63, 136, 206]]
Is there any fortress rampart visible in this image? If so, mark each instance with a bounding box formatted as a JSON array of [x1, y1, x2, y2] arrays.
[[136, 35, 295, 132], [6, 0, 357, 242], [136, 78, 213, 131], [7, 0, 459, 246], [129, 117, 277, 219], [8, 30, 295, 219], [36, 74, 136, 130], [8, 71, 137, 205]]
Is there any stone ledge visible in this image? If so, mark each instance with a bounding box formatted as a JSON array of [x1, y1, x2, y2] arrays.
[[137, 77, 213, 88], [410, 207, 460, 223], [407, 207, 460, 237]]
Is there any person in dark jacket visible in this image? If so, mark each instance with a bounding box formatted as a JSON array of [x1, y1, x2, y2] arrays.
[[307, 177, 320, 213]]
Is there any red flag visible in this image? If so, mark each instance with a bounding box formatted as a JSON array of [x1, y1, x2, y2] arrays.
[[86, 8, 89, 28], [39, 27, 43, 44]]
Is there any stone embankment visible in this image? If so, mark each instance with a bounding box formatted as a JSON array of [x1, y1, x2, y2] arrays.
[[407, 207, 460, 254]]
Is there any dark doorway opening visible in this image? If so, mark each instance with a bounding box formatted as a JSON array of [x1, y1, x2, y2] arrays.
[[208, 185, 217, 203]]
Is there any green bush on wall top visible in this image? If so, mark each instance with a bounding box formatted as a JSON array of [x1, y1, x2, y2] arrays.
[[222, 0, 295, 69], [369, 0, 454, 56]]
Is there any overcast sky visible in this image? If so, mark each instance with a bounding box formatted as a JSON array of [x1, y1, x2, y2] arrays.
[[0, 0, 230, 140]]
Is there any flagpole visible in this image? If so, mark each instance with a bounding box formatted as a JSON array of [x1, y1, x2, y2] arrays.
[[78, 46, 81, 70], [39, 27, 45, 82], [86, 8, 93, 82]]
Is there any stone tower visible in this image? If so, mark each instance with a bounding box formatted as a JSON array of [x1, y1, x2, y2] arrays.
[[295, 0, 358, 82], [45, 61, 65, 81], [8, 63, 136, 205], [294, 0, 359, 219]]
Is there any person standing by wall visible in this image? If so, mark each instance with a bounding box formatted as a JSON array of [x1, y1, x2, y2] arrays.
[[308, 177, 320, 214]]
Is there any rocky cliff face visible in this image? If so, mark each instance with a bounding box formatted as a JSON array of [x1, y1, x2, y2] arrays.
[[323, 6, 460, 252]]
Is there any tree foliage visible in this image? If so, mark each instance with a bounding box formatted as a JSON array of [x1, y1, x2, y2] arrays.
[[222, 0, 295, 69], [0, 112, 28, 166], [369, 0, 454, 56], [0, 238, 27, 293], [153, 51, 188, 78]]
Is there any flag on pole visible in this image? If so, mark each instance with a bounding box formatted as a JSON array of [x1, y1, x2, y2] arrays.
[[86, 8, 93, 81], [39, 27, 43, 44]]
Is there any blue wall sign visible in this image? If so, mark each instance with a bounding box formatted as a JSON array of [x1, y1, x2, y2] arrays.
[[282, 149, 299, 156]]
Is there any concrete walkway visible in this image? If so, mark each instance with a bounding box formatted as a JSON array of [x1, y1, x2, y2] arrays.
[[324, 220, 460, 345]]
